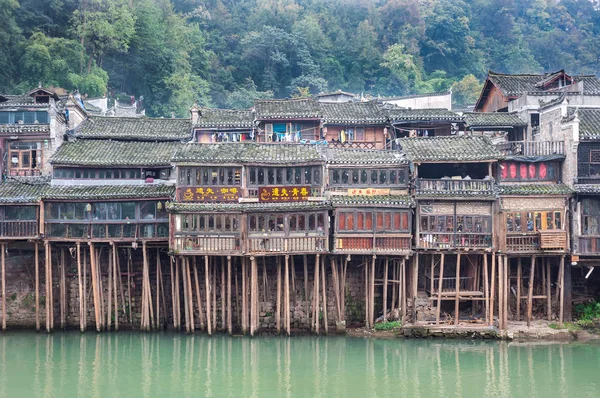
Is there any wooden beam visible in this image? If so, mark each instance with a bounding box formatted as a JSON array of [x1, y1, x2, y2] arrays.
[[227, 256, 232, 335], [546, 259, 551, 321], [516, 257, 522, 321], [527, 256, 536, 328], [483, 254, 489, 325], [1, 243, 5, 331], [114, 245, 119, 331], [436, 253, 444, 325], [36, 243, 40, 332], [276, 257, 281, 333], [559, 256, 565, 326], [490, 252, 496, 326], [89, 242, 100, 332], [285, 255, 290, 335], [383, 258, 389, 322], [455, 253, 461, 326], [193, 257, 205, 330], [314, 253, 320, 333], [77, 243, 83, 332], [205, 255, 212, 335], [321, 256, 328, 334]]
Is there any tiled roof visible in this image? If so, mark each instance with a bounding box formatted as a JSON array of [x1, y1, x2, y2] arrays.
[[73, 116, 192, 141], [255, 98, 322, 120], [330, 195, 413, 207], [172, 143, 324, 164], [167, 201, 330, 213], [0, 180, 175, 202], [321, 101, 386, 125], [575, 108, 600, 140], [0, 95, 47, 109], [195, 108, 254, 129], [463, 112, 527, 128], [316, 90, 356, 98], [0, 124, 50, 135], [387, 107, 462, 122], [499, 184, 572, 196], [399, 136, 502, 162], [326, 148, 407, 165], [43, 184, 175, 200], [415, 189, 497, 200], [573, 184, 600, 195], [380, 90, 451, 101], [487, 71, 600, 96], [51, 140, 181, 167]]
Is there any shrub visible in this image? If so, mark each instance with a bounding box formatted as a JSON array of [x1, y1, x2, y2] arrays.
[[374, 321, 402, 331]]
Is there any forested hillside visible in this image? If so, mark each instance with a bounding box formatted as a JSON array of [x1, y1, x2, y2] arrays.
[[1, 0, 599, 116]]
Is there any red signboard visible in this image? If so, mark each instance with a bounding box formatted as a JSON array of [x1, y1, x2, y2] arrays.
[[258, 186, 310, 202], [180, 186, 240, 202]]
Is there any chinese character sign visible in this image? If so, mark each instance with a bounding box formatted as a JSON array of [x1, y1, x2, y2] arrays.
[[259, 186, 310, 202], [180, 186, 240, 202], [347, 188, 390, 196]]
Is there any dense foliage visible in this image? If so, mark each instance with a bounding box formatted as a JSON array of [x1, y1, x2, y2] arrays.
[[1, 0, 600, 115]]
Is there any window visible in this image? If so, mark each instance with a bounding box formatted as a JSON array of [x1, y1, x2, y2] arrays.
[[178, 167, 241, 186], [0, 111, 48, 124], [506, 211, 562, 232], [337, 210, 410, 232], [2, 206, 36, 220], [499, 161, 556, 182], [420, 215, 491, 234], [582, 199, 600, 235], [246, 166, 322, 186], [9, 141, 41, 172], [329, 168, 408, 186]]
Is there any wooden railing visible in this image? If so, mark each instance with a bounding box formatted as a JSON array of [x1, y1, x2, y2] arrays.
[[173, 236, 241, 254], [416, 179, 493, 195], [496, 141, 565, 157], [328, 141, 378, 149], [7, 168, 42, 177], [419, 233, 491, 250], [248, 235, 328, 254], [506, 233, 539, 252], [45, 222, 169, 240], [335, 235, 411, 253], [0, 220, 38, 238], [578, 236, 600, 255], [424, 275, 475, 295]]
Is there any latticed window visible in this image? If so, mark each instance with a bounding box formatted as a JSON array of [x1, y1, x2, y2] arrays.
[[578, 143, 600, 182], [582, 199, 600, 235]]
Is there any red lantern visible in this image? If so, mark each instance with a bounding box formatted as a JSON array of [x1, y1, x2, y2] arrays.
[[501, 163, 508, 179], [509, 163, 517, 179], [520, 163, 527, 179], [529, 163, 536, 178], [539, 163, 547, 179]]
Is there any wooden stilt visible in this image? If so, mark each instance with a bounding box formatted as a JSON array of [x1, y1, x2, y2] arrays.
[[1, 243, 5, 331], [391, 260, 397, 316], [364, 257, 368, 328], [412, 254, 419, 323], [330, 258, 341, 322], [342, 256, 348, 320], [321, 256, 328, 333], [60, 248, 66, 330], [559, 256, 565, 326], [155, 249, 160, 330], [221, 258, 226, 331], [291, 256, 296, 306], [436, 254, 444, 325], [490, 252, 496, 326], [285, 255, 290, 335], [212, 258, 217, 330], [455, 253, 461, 326], [241, 257, 246, 334], [504, 256, 509, 329], [170, 257, 177, 330], [383, 258, 389, 322], [516, 258, 522, 321], [96, 248, 104, 331], [36, 243, 40, 332], [483, 254, 489, 325], [107, 246, 112, 331], [314, 254, 320, 333], [187, 257, 194, 332], [89, 243, 100, 332], [276, 257, 281, 333], [303, 255, 309, 325], [546, 259, 552, 321], [205, 255, 212, 335], [181, 258, 190, 333], [227, 256, 232, 335], [251, 256, 258, 336], [193, 257, 205, 330], [83, 248, 88, 329], [527, 256, 536, 327], [498, 254, 504, 330], [401, 258, 406, 323], [430, 255, 434, 305], [127, 250, 132, 324], [113, 245, 119, 331], [370, 255, 376, 328]]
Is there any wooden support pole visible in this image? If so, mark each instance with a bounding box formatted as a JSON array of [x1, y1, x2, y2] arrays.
[[193, 257, 204, 330], [483, 254, 489, 325], [35, 243, 40, 332], [331, 258, 341, 322], [1, 243, 5, 331], [181, 258, 190, 333], [89, 243, 100, 332], [77, 243, 83, 332], [504, 256, 509, 329], [391, 260, 397, 315], [155, 249, 160, 330], [436, 254, 444, 325], [251, 256, 258, 336], [559, 256, 565, 326], [187, 257, 195, 332], [412, 254, 419, 323], [113, 245, 119, 331], [276, 257, 281, 333], [227, 256, 232, 335], [455, 253, 461, 326], [221, 258, 226, 331], [96, 249, 104, 331], [60, 248, 66, 330], [401, 258, 406, 323], [241, 257, 247, 334], [291, 256, 296, 306], [170, 257, 176, 330], [106, 247, 112, 331], [342, 256, 348, 320], [546, 259, 552, 321], [383, 258, 389, 322], [490, 252, 496, 326], [516, 258, 522, 321], [205, 255, 212, 335], [212, 258, 217, 330], [527, 256, 536, 328], [127, 250, 132, 324], [285, 255, 292, 335], [370, 255, 376, 328], [321, 256, 328, 334], [83, 249, 88, 329], [498, 255, 504, 330], [314, 254, 320, 333]]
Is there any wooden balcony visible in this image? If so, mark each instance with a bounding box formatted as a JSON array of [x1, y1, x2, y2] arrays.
[[418, 233, 491, 250], [7, 168, 41, 177], [506, 230, 567, 253], [416, 179, 494, 196], [578, 236, 600, 255], [0, 220, 38, 238], [247, 235, 328, 255], [172, 235, 241, 255], [496, 141, 565, 157], [334, 234, 412, 254], [45, 222, 169, 241]]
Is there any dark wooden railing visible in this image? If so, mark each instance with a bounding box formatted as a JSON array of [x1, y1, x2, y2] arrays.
[[248, 235, 328, 254], [506, 233, 539, 252], [173, 236, 241, 254], [578, 236, 600, 255], [416, 179, 493, 195], [45, 222, 169, 240], [7, 168, 42, 177], [496, 141, 565, 157], [334, 234, 411, 253], [419, 233, 491, 250], [0, 220, 38, 238], [424, 275, 476, 295]]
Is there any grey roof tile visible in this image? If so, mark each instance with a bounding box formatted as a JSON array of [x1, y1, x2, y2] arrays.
[[463, 112, 527, 128], [387, 107, 462, 122], [575, 108, 600, 140], [573, 184, 600, 195], [51, 140, 182, 167], [321, 101, 386, 125], [487, 70, 600, 96], [499, 184, 572, 196], [399, 136, 502, 162], [74, 116, 192, 141], [195, 108, 254, 129], [327, 148, 407, 165], [255, 98, 322, 120]]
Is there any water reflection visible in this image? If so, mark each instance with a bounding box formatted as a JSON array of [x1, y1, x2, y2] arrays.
[[0, 332, 598, 397]]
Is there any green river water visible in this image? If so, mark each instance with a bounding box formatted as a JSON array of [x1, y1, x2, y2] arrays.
[[0, 332, 598, 397]]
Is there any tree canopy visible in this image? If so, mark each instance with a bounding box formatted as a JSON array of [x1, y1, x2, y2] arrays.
[[1, 0, 599, 115]]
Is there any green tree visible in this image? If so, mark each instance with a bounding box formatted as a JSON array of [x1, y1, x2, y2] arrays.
[[0, 0, 22, 92], [452, 74, 482, 108], [226, 78, 274, 109]]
